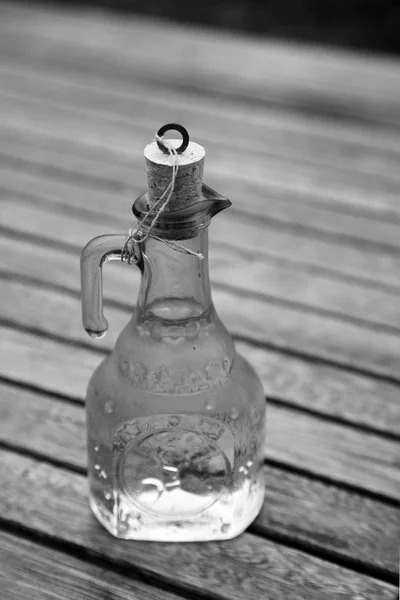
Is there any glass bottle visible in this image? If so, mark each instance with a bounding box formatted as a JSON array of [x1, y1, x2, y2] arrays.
[[80, 127, 266, 541]]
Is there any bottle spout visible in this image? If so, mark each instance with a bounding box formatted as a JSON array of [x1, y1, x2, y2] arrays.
[[132, 183, 231, 231], [200, 184, 232, 218]]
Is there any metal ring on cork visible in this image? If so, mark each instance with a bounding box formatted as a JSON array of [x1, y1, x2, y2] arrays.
[[156, 123, 189, 155]]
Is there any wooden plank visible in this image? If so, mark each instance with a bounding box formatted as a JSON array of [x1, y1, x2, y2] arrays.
[[3, 127, 400, 253], [2, 221, 400, 383], [1, 1, 400, 128], [3, 57, 400, 161], [0, 382, 398, 577], [0, 449, 395, 599], [1, 327, 399, 500], [2, 262, 399, 438], [3, 196, 400, 335], [255, 467, 400, 579], [2, 63, 400, 186], [2, 91, 400, 225], [0, 530, 180, 600], [240, 342, 400, 437], [0, 213, 397, 408], [3, 165, 400, 293]]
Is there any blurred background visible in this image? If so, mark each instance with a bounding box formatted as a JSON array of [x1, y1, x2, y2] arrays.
[[21, 0, 400, 55]]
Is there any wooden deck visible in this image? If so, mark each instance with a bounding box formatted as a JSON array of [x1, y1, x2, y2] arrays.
[[0, 2, 399, 599]]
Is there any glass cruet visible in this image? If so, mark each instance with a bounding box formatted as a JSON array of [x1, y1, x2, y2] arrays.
[[80, 125, 266, 541]]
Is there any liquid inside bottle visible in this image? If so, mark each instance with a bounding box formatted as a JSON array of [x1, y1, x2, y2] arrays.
[[85, 229, 266, 541]]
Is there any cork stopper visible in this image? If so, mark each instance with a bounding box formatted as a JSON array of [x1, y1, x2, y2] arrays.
[[144, 136, 205, 212]]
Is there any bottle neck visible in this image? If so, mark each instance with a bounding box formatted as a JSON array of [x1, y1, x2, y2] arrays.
[[137, 228, 212, 322]]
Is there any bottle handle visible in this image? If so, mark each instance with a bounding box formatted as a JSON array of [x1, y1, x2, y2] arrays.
[[80, 234, 141, 339]]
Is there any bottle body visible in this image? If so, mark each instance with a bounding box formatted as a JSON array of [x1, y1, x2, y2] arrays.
[[86, 305, 266, 541]]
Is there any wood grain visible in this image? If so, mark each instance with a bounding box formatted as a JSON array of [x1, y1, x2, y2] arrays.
[[255, 467, 400, 578], [0, 381, 398, 577], [0, 530, 180, 600], [2, 91, 400, 227], [235, 342, 400, 436], [3, 127, 400, 253], [2, 261, 400, 438], [3, 167, 400, 296], [0, 330, 399, 500], [2, 65, 400, 196], [3, 194, 400, 335], [3, 62, 400, 180], [2, 223, 400, 383], [0, 449, 395, 600], [2, 218, 400, 431], [1, 1, 400, 129]]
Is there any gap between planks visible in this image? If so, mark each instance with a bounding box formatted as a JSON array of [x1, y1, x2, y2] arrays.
[[1, 1, 400, 130], [1, 229, 400, 434], [0, 529, 193, 600], [0, 443, 398, 592], [3, 59, 400, 158], [3, 198, 400, 339], [4, 157, 400, 283], [2, 64, 400, 188], [3, 162, 400, 335], [2, 271, 400, 442], [2, 90, 400, 227], [3, 130, 400, 257], [0, 324, 399, 503], [0, 444, 397, 588], [2, 213, 400, 386]]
